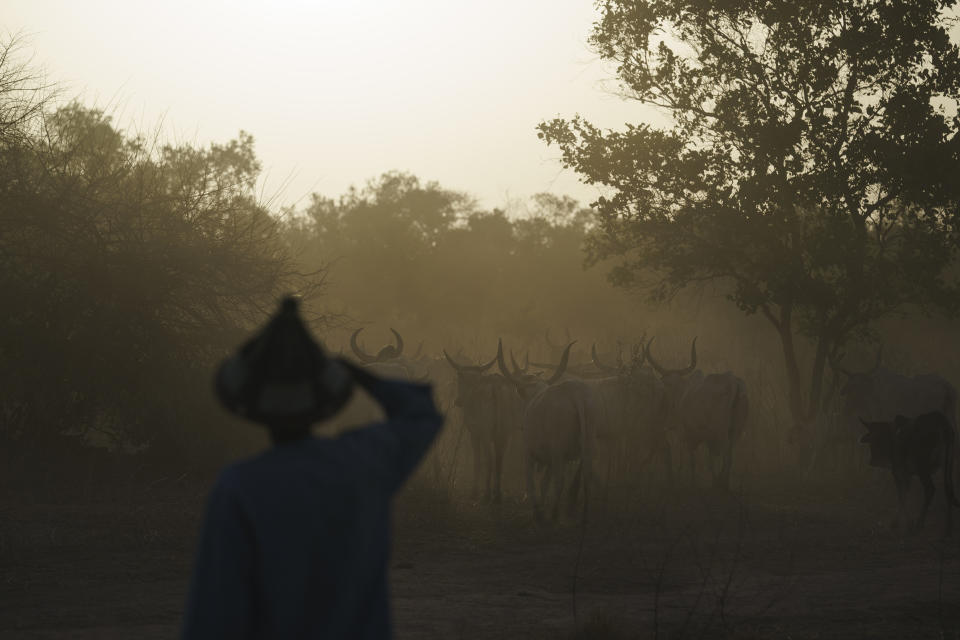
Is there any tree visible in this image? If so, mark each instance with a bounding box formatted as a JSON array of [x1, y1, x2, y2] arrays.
[[0, 97, 322, 460], [538, 0, 960, 434]]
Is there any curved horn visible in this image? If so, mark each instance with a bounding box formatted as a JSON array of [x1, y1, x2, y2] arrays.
[[496, 339, 523, 386], [477, 352, 498, 373], [529, 359, 558, 369], [681, 337, 698, 376], [644, 336, 667, 377], [445, 349, 497, 374], [509, 350, 522, 375], [645, 336, 697, 377], [592, 343, 619, 374], [443, 349, 466, 372], [413, 341, 424, 359], [390, 328, 404, 357], [510, 350, 533, 375], [350, 328, 378, 363], [546, 341, 576, 385]]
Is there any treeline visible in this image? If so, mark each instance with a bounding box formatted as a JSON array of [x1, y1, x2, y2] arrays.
[[283, 174, 652, 354]]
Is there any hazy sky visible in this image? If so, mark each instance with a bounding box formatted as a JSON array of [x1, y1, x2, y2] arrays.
[[4, 1, 661, 210]]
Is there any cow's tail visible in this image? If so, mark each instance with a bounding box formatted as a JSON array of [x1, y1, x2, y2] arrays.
[[943, 417, 960, 508]]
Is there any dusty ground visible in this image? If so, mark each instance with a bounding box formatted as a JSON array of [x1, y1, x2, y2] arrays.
[[2, 472, 959, 639]]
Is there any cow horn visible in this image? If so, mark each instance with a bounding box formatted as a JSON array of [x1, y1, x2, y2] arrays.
[[645, 336, 697, 377], [546, 341, 575, 385], [496, 339, 523, 386], [390, 328, 404, 357], [510, 350, 531, 374], [644, 336, 667, 376], [592, 343, 619, 373], [478, 353, 497, 372], [682, 337, 698, 376], [350, 328, 378, 363], [443, 349, 497, 374], [443, 349, 466, 372], [509, 350, 522, 375]]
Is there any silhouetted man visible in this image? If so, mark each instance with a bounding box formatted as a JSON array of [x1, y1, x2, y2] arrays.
[[181, 297, 443, 639]]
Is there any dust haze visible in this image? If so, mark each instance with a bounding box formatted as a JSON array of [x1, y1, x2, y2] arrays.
[[3, 2, 960, 638]]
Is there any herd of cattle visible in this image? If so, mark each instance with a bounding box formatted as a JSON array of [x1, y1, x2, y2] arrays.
[[337, 328, 959, 533]]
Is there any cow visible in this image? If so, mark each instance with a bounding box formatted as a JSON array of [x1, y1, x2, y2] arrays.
[[496, 339, 601, 522], [589, 343, 673, 484], [443, 348, 521, 503], [833, 347, 958, 434], [860, 411, 959, 536], [645, 337, 748, 490], [528, 340, 671, 487]]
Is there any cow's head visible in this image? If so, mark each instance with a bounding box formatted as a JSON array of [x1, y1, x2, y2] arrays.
[[644, 336, 698, 413], [831, 347, 883, 426], [859, 417, 897, 468], [350, 327, 405, 363], [497, 338, 572, 403], [443, 348, 497, 409]]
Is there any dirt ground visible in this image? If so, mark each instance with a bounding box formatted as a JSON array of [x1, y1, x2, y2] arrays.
[[2, 472, 960, 639]]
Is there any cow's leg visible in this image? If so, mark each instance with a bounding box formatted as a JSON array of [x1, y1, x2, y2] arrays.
[[662, 438, 674, 486], [918, 473, 935, 531], [688, 445, 697, 487], [527, 455, 543, 523], [469, 429, 485, 501], [539, 461, 552, 517], [551, 457, 567, 521], [602, 448, 613, 511], [892, 473, 910, 531], [492, 432, 506, 504], [480, 440, 494, 504], [945, 473, 954, 538], [567, 461, 582, 517], [716, 437, 735, 490]]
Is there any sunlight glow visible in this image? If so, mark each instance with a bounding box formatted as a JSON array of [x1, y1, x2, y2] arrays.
[[4, 1, 661, 208]]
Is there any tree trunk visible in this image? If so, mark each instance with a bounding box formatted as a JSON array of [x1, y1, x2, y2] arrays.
[[772, 303, 806, 425]]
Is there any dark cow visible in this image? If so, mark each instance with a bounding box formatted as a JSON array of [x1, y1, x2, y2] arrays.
[[497, 339, 600, 522], [443, 349, 520, 503], [645, 337, 748, 490], [860, 411, 960, 536]]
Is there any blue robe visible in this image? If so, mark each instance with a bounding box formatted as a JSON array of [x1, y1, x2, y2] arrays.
[[182, 379, 443, 639]]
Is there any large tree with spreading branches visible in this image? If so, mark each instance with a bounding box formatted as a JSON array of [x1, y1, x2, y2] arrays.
[[539, 0, 960, 436]]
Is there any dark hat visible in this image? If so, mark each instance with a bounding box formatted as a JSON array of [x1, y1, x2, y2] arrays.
[[215, 296, 354, 426]]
